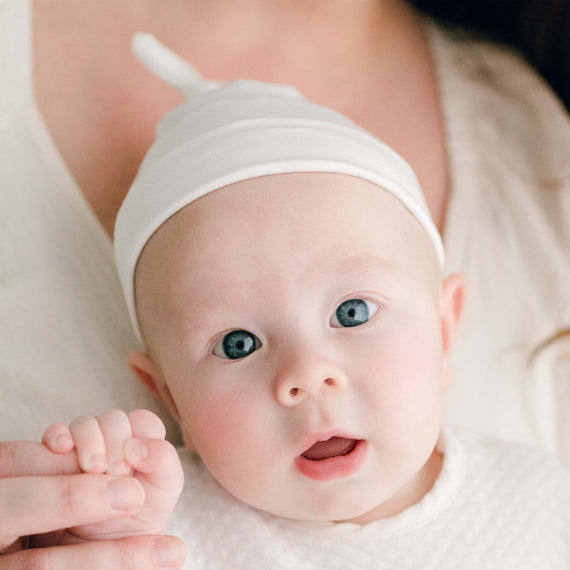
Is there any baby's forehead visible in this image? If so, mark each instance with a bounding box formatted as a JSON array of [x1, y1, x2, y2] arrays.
[[145, 171, 412, 238], [138, 172, 439, 285]]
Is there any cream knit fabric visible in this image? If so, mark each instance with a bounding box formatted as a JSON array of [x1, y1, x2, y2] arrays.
[[169, 428, 570, 569]]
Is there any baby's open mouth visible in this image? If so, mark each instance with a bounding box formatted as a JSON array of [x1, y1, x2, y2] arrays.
[[296, 437, 368, 481], [302, 437, 359, 461]]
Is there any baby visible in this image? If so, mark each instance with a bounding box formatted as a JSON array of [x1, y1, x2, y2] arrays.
[[41, 35, 570, 569]]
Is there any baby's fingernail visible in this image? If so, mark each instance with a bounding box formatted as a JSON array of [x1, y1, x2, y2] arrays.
[[56, 433, 72, 449], [105, 477, 143, 511], [89, 454, 107, 472], [153, 536, 186, 567], [126, 439, 148, 460]]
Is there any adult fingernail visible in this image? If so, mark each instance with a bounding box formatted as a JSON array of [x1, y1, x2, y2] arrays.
[[153, 536, 186, 567], [105, 477, 143, 510]]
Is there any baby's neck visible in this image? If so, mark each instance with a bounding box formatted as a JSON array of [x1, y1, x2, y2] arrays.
[[340, 445, 444, 525]]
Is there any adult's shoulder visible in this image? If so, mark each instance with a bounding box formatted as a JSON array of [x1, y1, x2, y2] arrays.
[[426, 17, 570, 187]]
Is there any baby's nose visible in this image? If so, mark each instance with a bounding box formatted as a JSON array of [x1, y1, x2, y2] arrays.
[[273, 352, 346, 407], [277, 377, 339, 407]]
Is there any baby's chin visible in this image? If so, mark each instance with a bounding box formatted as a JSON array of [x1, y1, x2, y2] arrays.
[[250, 480, 427, 526], [225, 451, 444, 525], [261, 496, 389, 525], [230, 482, 398, 525]]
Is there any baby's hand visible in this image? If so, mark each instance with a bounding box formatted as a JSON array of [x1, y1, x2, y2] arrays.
[[42, 409, 183, 542]]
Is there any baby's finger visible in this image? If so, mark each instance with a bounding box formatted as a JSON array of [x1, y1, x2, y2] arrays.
[[124, 438, 183, 495], [98, 409, 133, 476], [69, 416, 107, 473], [128, 409, 167, 440], [42, 423, 74, 454]]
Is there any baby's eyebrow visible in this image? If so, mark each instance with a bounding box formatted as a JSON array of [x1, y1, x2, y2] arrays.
[[175, 255, 396, 330], [329, 254, 397, 276]]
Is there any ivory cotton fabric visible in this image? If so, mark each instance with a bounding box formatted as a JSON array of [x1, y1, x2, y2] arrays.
[[0, 0, 177, 441], [428, 22, 570, 461]]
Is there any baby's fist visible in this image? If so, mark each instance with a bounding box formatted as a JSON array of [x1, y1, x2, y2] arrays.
[[42, 409, 183, 541]]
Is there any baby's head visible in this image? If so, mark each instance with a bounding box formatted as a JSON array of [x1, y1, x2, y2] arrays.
[[114, 34, 464, 525]]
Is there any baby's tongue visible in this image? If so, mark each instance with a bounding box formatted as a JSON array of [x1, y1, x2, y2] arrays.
[[302, 437, 357, 461]]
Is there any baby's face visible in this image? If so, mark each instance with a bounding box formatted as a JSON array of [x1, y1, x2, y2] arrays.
[[134, 172, 462, 523]]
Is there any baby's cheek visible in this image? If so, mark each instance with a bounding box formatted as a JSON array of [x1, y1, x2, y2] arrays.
[[364, 323, 443, 419], [184, 392, 242, 452], [180, 390, 269, 492]]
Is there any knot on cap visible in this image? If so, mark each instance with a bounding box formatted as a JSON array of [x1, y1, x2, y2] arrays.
[[115, 33, 445, 342], [131, 32, 221, 96]]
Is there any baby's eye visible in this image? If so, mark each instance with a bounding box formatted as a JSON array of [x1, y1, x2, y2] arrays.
[[331, 298, 379, 328], [213, 329, 262, 360]]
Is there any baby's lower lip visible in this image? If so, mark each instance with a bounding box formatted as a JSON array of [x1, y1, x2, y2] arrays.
[[295, 439, 368, 481]]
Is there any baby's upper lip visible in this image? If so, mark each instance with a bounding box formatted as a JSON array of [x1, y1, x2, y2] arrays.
[[297, 430, 363, 457]]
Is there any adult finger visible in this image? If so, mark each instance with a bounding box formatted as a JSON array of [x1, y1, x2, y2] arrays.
[[0, 441, 80, 478], [0, 473, 144, 540], [0, 535, 186, 570]]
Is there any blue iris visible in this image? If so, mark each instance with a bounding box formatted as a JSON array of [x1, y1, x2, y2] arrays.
[[221, 330, 260, 359], [335, 299, 370, 327]]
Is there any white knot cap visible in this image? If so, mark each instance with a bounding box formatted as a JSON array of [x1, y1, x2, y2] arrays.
[[115, 34, 445, 342], [131, 32, 221, 97]]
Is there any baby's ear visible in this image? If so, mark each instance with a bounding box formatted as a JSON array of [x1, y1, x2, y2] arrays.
[[128, 352, 198, 453], [440, 274, 466, 389], [127, 352, 181, 423]]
